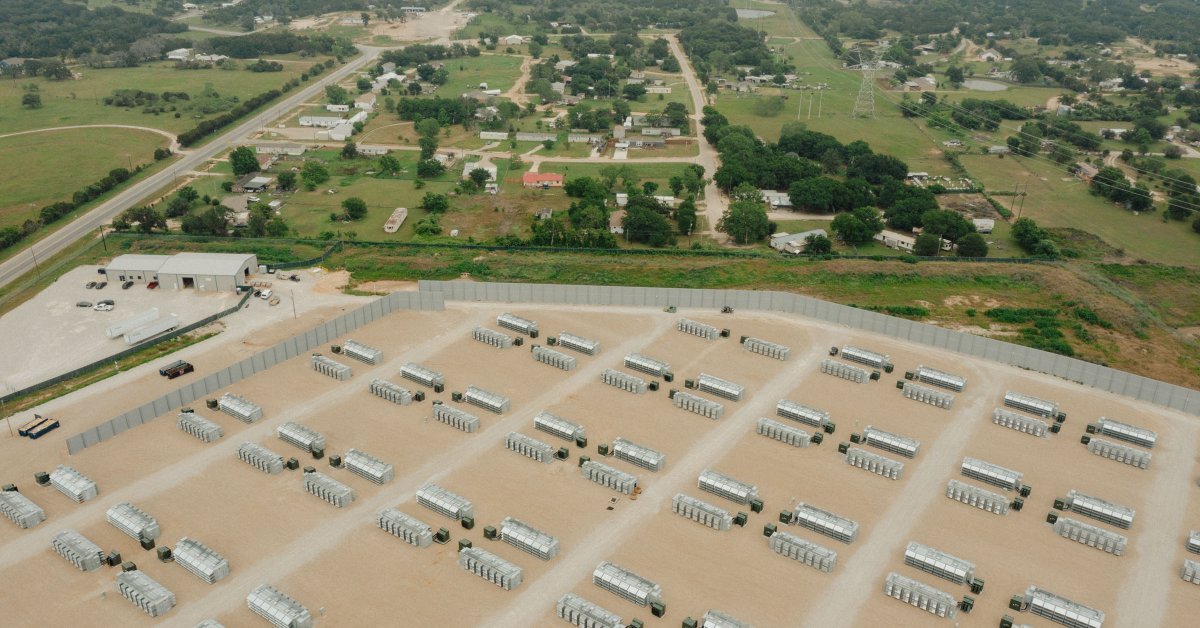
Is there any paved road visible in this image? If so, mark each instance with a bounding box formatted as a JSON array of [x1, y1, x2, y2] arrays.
[[669, 35, 726, 238], [0, 46, 384, 290]]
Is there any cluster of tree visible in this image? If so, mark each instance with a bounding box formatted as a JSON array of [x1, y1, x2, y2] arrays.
[[1089, 166, 1155, 212], [679, 19, 787, 80], [114, 205, 168, 234], [903, 94, 1028, 133], [203, 32, 345, 59], [0, 58, 73, 80], [1010, 217, 1060, 258], [335, 197, 369, 221], [466, 0, 729, 34], [246, 59, 284, 72], [178, 88, 281, 146], [394, 96, 478, 126], [717, 184, 773, 244], [300, 161, 330, 190], [378, 43, 471, 70], [566, 101, 628, 132], [104, 89, 190, 108], [204, 0, 370, 28], [0, 0, 184, 59]]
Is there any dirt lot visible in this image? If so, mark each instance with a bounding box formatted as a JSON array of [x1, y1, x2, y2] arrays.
[[0, 301, 1195, 627]]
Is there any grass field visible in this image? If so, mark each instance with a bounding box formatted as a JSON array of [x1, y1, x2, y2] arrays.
[[432, 54, 525, 98], [0, 128, 168, 230], [960, 153, 1198, 265], [453, 12, 536, 40], [0, 60, 322, 136], [539, 161, 693, 185]]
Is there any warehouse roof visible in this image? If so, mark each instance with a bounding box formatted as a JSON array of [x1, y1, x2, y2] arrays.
[[156, 253, 256, 277], [103, 254, 170, 273]]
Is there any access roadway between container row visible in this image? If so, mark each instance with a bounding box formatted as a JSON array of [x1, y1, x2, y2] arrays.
[[0, 46, 385, 291]]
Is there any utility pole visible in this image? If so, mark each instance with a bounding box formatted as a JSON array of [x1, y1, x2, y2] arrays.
[[817, 89, 823, 119], [30, 247, 40, 277], [1017, 183, 1029, 218], [99, 225, 108, 253], [291, 289, 297, 319]]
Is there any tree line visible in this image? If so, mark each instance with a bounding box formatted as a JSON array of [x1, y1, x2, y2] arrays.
[[0, 0, 185, 59]]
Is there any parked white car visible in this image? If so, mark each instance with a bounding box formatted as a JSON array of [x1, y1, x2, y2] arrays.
[[259, 289, 273, 300]]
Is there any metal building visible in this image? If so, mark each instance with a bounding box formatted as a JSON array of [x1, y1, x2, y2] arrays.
[[593, 561, 664, 607], [459, 546, 523, 590], [369, 379, 413, 405], [51, 529, 105, 571], [613, 437, 666, 472], [844, 446, 904, 480], [341, 339, 382, 365], [698, 469, 759, 505], [741, 336, 790, 360], [303, 471, 355, 508], [882, 572, 956, 619], [344, 448, 394, 484], [277, 422, 325, 452], [500, 516, 560, 560], [1082, 436, 1151, 469], [416, 484, 474, 520], [1183, 559, 1200, 585], [174, 537, 231, 584], [702, 609, 753, 628], [582, 460, 639, 495], [218, 393, 263, 423], [961, 457, 1028, 493], [791, 503, 859, 544], [464, 385, 511, 414], [1059, 490, 1134, 529], [378, 509, 433, 547], [672, 493, 733, 531], [505, 432, 555, 463], [178, 411, 223, 442], [769, 530, 837, 573], [908, 365, 966, 392], [1188, 530, 1200, 555], [820, 358, 868, 383], [116, 570, 176, 618], [624, 353, 672, 380], [556, 592, 624, 628], [238, 442, 285, 474], [777, 400, 834, 432], [1022, 586, 1104, 628], [899, 382, 954, 409], [498, 313, 538, 337], [677, 318, 717, 339], [473, 326, 514, 349], [945, 480, 1009, 515], [993, 408, 1049, 437], [841, 345, 892, 371], [534, 411, 586, 443], [757, 418, 812, 448], [1003, 391, 1064, 420], [1090, 417, 1156, 449], [434, 403, 481, 433], [0, 491, 45, 529], [859, 426, 920, 459], [49, 465, 99, 503], [558, 332, 600, 355], [311, 353, 352, 380], [601, 369, 648, 394], [671, 390, 724, 420], [1049, 515, 1127, 556], [689, 374, 743, 401], [401, 362, 445, 389], [532, 345, 577, 371], [106, 502, 160, 542], [903, 542, 976, 586], [247, 584, 313, 628]]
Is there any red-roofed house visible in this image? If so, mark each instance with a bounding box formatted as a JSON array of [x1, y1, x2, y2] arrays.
[[522, 172, 564, 188]]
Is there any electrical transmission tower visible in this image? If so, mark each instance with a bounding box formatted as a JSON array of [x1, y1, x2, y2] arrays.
[[849, 48, 882, 119]]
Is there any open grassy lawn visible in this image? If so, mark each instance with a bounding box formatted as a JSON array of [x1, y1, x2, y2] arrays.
[[431, 54, 525, 98], [454, 12, 537, 40], [936, 83, 1061, 108], [0, 60, 322, 136], [0, 128, 168, 230], [959, 153, 1199, 265]]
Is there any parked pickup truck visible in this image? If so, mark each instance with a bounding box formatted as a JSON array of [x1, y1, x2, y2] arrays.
[[159, 360, 194, 379]]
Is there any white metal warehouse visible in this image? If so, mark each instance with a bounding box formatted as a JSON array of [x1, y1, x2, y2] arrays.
[[102, 252, 258, 292]]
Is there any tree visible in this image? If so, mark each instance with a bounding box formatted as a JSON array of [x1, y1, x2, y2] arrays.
[[676, 197, 697, 234], [920, 209, 974, 242], [178, 186, 199, 203], [416, 118, 440, 138], [416, 158, 445, 178], [945, 65, 964, 84], [341, 142, 358, 159], [830, 207, 883, 244], [179, 206, 225, 236], [421, 192, 450, 214], [414, 215, 442, 235], [342, 197, 368, 221], [623, 203, 674, 246], [668, 176, 685, 197], [529, 41, 542, 58], [325, 84, 350, 105], [621, 83, 646, 100], [1165, 145, 1184, 159], [718, 200, 771, 244], [804, 233, 833, 254], [419, 136, 438, 160], [407, 82, 422, 95], [300, 161, 329, 189], [643, 181, 659, 196], [230, 146, 258, 176], [469, 167, 492, 188], [378, 154, 401, 175], [913, 233, 941, 256], [1011, 57, 1042, 84], [276, 171, 296, 191], [956, 232, 989, 257], [789, 177, 840, 213], [21, 93, 41, 108]]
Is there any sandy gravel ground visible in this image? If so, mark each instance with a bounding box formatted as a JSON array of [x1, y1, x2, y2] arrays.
[[0, 301, 1196, 628]]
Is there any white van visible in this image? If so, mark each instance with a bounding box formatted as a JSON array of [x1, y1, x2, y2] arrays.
[[260, 289, 273, 300]]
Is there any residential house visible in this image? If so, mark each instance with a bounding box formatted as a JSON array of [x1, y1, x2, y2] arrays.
[[609, 209, 626, 234], [972, 219, 995, 234], [874, 229, 917, 252], [299, 116, 344, 128], [942, 140, 963, 148], [645, 86, 672, 94], [326, 104, 350, 113], [770, 229, 827, 254], [554, 60, 576, 72], [535, 208, 553, 220], [979, 49, 1002, 62], [461, 162, 498, 181], [380, 62, 397, 74], [760, 190, 792, 209], [254, 142, 306, 156], [503, 35, 526, 46], [614, 193, 629, 207], [328, 123, 355, 141], [1074, 162, 1099, 183], [522, 172, 565, 188], [987, 145, 1010, 155], [357, 145, 390, 156], [255, 154, 277, 171], [193, 54, 228, 63], [233, 174, 274, 193], [166, 48, 193, 61], [354, 93, 377, 112]]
